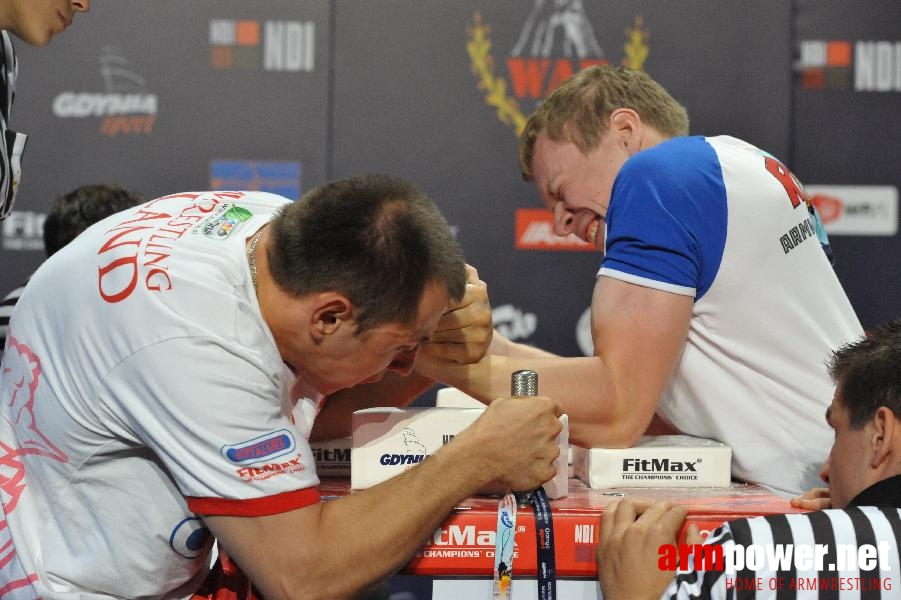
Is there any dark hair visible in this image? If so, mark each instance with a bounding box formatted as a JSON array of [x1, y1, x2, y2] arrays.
[[827, 319, 901, 428], [519, 65, 689, 180], [266, 173, 466, 333], [43, 184, 145, 256]]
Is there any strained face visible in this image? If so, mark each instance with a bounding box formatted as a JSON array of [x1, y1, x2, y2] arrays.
[[530, 133, 629, 253]]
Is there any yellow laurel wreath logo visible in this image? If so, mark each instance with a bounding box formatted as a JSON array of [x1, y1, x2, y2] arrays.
[[467, 12, 650, 136], [466, 13, 528, 135], [623, 16, 649, 70]]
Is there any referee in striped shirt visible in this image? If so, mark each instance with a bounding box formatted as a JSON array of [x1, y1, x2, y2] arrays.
[[597, 320, 901, 599], [0, 0, 91, 220]]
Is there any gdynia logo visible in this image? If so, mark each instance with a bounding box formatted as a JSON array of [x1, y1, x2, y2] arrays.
[[52, 46, 157, 137], [378, 454, 426, 466], [380, 427, 428, 467]]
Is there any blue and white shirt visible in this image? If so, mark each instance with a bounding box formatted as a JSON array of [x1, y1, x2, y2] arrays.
[[599, 136, 862, 495]]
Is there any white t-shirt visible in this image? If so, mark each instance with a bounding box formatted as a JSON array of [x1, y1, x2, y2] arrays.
[[0, 191, 322, 598], [599, 136, 863, 496]]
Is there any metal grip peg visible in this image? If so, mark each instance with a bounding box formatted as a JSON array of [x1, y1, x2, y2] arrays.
[[511, 369, 539, 506], [511, 369, 537, 398]]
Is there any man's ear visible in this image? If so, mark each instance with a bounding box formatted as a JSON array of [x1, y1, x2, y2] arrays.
[[311, 294, 353, 340], [870, 406, 898, 469], [610, 108, 641, 151]]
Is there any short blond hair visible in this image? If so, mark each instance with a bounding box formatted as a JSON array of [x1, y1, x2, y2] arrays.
[[519, 66, 689, 180]]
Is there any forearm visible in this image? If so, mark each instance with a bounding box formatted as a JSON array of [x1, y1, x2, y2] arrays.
[[311, 371, 436, 441], [436, 353, 649, 447], [299, 394, 560, 597], [212, 441, 489, 600], [488, 330, 557, 358], [213, 399, 556, 600], [309, 440, 494, 595]]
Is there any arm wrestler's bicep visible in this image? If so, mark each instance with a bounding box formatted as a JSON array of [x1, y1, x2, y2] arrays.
[[590, 276, 692, 443], [204, 503, 326, 600]]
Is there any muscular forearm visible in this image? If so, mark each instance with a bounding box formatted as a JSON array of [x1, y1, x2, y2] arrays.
[[209, 396, 561, 600], [311, 372, 436, 441], [208, 439, 493, 600], [434, 353, 650, 447], [488, 331, 557, 358], [308, 441, 496, 596]]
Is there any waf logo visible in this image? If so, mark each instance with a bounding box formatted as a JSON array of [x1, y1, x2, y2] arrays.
[[210, 19, 315, 72], [467, 3, 649, 135], [0, 336, 69, 593], [515, 208, 594, 251], [52, 46, 157, 137], [798, 40, 901, 91]]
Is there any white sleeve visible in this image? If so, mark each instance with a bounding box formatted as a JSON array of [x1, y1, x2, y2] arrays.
[[100, 336, 320, 503]]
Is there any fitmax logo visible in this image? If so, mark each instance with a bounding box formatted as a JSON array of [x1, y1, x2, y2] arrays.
[[314, 448, 350, 463], [622, 458, 701, 473]]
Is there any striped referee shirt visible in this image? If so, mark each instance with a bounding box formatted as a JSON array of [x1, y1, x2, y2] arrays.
[[0, 30, 27, 220], [663, 475, 901, 599]]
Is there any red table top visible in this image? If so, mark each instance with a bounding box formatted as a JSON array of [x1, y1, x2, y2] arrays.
[[317, 477, 806, 577]]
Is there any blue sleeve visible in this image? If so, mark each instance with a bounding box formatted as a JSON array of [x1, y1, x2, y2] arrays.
[[600, 137, 728, 301]]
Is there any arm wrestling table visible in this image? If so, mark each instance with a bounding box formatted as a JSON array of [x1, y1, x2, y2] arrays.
[[317, 477, 805, 599]]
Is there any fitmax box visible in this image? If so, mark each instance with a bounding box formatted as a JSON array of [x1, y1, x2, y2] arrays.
[[310, 437, 351, 478], [572, 435, 732, 489], [351, 407, 569, 498]]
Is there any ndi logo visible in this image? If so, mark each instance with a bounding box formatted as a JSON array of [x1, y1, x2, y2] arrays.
[[210, 19, 315, 71], [798, 39, 901, 91]]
